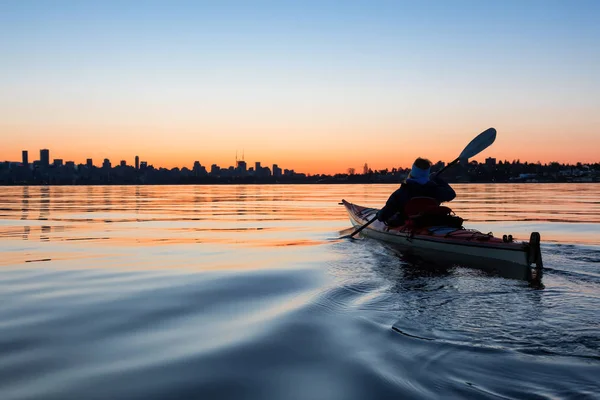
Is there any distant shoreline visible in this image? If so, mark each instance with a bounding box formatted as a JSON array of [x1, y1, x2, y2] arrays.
[[1, 181, 598, 187]]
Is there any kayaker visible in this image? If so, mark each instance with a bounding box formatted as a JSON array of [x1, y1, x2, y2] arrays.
[[376, 157, 456, 226]]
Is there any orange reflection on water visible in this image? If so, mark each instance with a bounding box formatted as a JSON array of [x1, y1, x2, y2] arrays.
[[0, 183, 598, 270]]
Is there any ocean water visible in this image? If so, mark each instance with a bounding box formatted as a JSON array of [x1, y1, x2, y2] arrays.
[[1, 183, 599, 399]]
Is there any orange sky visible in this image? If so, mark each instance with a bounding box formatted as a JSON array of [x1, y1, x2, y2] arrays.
[[2, 119, 598, 175]]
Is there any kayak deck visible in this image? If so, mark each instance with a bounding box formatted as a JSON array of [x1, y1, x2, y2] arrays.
[[341, 199, 543, 281]]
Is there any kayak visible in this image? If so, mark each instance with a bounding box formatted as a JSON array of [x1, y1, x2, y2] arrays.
[[341, 199, 543, 281]]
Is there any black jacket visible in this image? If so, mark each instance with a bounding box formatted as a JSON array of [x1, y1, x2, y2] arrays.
[[377, 177, 456, 223]]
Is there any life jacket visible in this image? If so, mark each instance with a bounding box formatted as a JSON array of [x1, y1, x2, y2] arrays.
[[404, 196, 440, 217], [403, 196, 463, 229]]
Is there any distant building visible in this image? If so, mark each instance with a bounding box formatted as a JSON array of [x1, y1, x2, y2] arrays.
[[53, 159, 63, 167], [102, 158, 111, 169], [140, 161, 148, 170], [236, 160, 247, 175], [485, 157, 497, 168], [211, 164, 220, 176], [273, 164, 282, 178], [253, 161, 270, 178], [135, 155, 139, 170], [120, 160, 127, 167], [22, 150, 28, 166], [65, 161, 75, 169], [3, 161, 21, 169], [193, 161, 206, 176], [254, 162, 262, 177], [40, 149, 50, 167], [87, 159, 93, 168]]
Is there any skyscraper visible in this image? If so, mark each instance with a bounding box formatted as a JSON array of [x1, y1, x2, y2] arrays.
[[22, 150, 28, 166], [40, 149, 50, 167], [236, 160, 247, 175], [86, 159, 93, 168], [135, 155, 139, 170], [255, 161, 262, 177]]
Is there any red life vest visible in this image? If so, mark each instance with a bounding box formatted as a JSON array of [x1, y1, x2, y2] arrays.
[[403, 197, 461, 229]]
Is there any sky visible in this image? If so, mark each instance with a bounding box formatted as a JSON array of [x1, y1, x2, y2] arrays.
[[1, 0, 599, 174]]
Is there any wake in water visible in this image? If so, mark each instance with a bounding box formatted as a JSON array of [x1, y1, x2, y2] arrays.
[[0, 184, 599, 399]]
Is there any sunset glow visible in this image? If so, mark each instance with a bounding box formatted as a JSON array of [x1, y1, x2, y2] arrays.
[[1, 1, 599, 175]]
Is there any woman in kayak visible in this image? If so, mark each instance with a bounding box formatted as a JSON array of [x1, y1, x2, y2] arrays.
[[376, 157, 456, 227]]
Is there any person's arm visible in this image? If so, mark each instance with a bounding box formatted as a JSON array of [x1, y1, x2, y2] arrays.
[[432, 176, 456, 202], [377, 186, 407, 221]]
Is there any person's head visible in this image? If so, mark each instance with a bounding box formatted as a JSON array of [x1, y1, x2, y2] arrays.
[[408, 157, 432, 184]]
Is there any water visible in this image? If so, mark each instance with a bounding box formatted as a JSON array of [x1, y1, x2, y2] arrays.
[[1, 184, 599, 399]]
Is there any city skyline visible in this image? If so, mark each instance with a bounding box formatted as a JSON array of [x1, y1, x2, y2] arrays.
[[10, 148, 297, 174], [1, 1, 599, 174], [4, 147, 598, 177], [2, 145, 598, 186]]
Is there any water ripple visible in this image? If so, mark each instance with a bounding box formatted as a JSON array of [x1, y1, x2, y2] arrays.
[[0, 184, 599, 399]]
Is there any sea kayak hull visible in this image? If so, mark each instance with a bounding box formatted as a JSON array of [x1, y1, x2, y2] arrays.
[[342, 199, 543, 281]]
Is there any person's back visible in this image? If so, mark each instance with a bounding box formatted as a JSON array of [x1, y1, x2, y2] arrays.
[[376, 157, 456, 226]]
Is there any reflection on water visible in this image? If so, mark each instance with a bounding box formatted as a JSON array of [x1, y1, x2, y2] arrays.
[[0, 184, 599, 399], [1, 184, 599, 248]]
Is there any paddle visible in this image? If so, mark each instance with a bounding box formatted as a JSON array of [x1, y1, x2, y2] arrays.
[[432, 127, 496, 177], [340, 215, 378, 239], [340, 127, 497, 239]]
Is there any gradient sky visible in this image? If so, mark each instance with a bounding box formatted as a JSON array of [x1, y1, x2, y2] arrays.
[[1, 0, 599, 174]]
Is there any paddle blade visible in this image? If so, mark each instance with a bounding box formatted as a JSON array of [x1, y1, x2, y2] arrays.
[[459, 128, 496, 159]]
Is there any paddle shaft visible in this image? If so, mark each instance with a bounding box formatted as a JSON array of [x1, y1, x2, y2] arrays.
[[343, 215, 378, 238], [433, 157, 459, 178]]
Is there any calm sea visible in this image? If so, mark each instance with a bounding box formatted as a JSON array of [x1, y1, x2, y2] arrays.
[[1, 184, 599, 399]]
